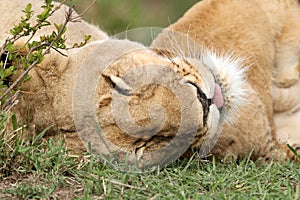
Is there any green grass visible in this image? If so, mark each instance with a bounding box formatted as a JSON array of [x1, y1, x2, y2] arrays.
[[0, 123, 299, 199]]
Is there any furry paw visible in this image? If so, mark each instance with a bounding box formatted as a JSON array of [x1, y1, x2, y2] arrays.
[[274, 68, 299, 88], [274, 41, 300, 88]]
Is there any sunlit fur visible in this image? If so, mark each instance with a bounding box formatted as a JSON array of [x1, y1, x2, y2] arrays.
[[151, 30, 247, 124], [1, 0, 249, 168], [201, 52, 247, 123]]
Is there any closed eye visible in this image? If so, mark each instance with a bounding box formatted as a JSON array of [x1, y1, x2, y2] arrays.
[[103, 74, 132, 96]]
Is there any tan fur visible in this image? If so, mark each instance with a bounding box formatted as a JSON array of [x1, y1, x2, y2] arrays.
[[273, 79, 300, 149], [152, 0, 300, 161], [1, 0, 299, 169], [258, 0, 300, 88]]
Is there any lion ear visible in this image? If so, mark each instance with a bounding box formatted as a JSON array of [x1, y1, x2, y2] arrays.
[[105, 74, 132, 95]]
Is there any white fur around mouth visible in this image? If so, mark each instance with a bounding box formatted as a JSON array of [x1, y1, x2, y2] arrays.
[[201, 51, 247, 123]]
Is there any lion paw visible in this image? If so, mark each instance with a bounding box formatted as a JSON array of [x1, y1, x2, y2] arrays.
[[274, 69, 299, 88]]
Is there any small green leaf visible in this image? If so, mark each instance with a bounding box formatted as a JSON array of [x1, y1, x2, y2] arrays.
[[54, 23, 62, 32], [4, 66, 15, 78], [44, 0, 52, 6], [85, 35, 92, 41], [23, 3, 32, 13], [22, 3, 33, 19]]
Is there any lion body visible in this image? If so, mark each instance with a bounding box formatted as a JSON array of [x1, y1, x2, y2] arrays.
[[1, 0, 299, 167], [152, 0, 300, 161]]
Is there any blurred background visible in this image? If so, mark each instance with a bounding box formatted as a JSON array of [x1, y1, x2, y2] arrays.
[[66, 0, 199, 35]]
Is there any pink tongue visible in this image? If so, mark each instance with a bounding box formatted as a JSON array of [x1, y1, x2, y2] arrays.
[[213, 83, 224, 109]]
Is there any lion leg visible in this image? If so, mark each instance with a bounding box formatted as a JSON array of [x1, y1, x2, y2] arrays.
[[275, 111, 300, 147], [211, 86, 298, 162], [273, 77, 300, 159], [274, 108, 300, 159], [274, 46, 300, 88]]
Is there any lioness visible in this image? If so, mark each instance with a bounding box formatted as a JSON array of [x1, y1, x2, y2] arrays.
[[0, 0, 299, 168]]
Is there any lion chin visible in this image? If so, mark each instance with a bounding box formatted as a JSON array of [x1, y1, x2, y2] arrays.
[[2, 0, 300, 169]]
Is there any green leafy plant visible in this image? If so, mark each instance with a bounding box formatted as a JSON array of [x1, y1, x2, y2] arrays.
[[0, 0, 91, 111]]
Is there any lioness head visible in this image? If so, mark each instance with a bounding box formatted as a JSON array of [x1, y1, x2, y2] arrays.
[[72, 36, 246, 169]]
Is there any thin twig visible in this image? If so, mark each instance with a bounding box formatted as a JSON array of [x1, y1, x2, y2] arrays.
[[72, 0, 97, 21], [3, 51, 9, 68], [3, 91, 20, 111], [56, 0, 69, 10], [149, 193, 161, 200], [51, 46, 68, 57], [0, 0, 95, 104], [25, 42, 49, 60], [0, 57, 39, 101]]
